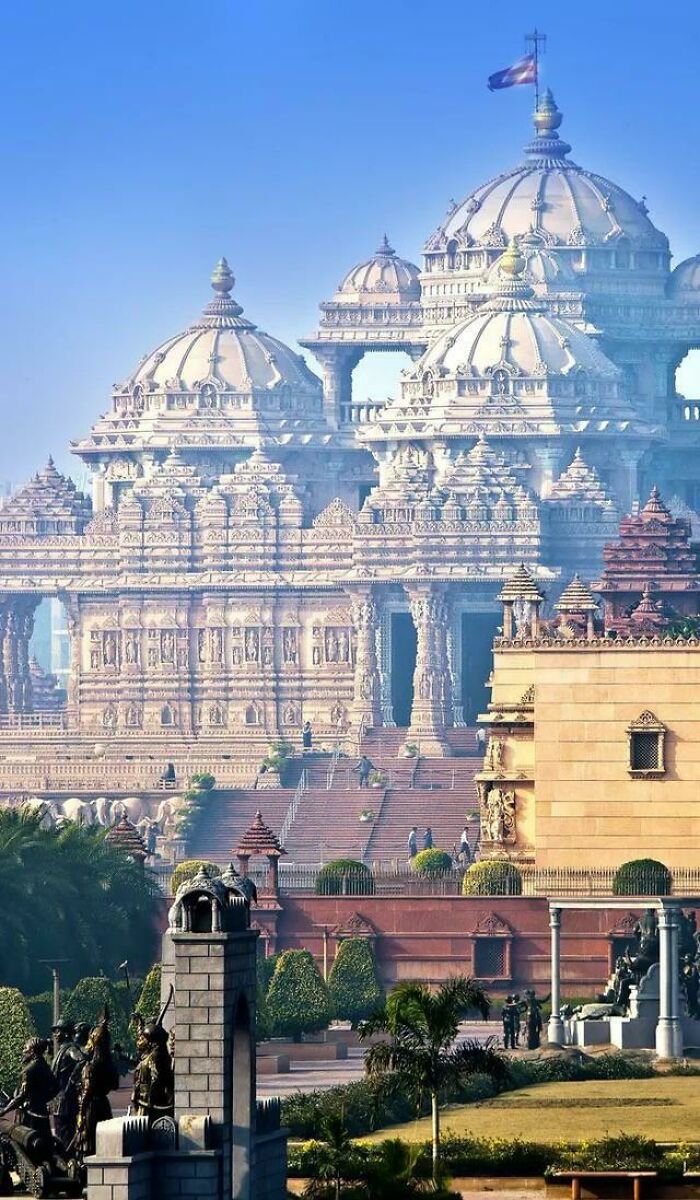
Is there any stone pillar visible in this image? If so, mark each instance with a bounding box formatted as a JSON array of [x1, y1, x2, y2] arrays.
[[349, 589, 382, 731], [168, 883, 259, 1200], [4, 598, 38, 714], [547, 906, 565, 1047], [313, 347, 362, 429], [406, 585, 450, 755], [656, 906, 683, 1059], [447, 603, 464, 726], [619, 450, 641, 516], [0, 602, 9, 714]]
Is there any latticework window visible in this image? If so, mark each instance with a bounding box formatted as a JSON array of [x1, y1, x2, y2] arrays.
[[630, 731, 658, 771], [627, 711, 666, 777], [473, 937, 507, 979]]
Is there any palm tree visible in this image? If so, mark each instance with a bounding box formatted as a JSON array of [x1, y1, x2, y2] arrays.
[[304, 1113, 358, 1200], [359, 976, 509, 1184]]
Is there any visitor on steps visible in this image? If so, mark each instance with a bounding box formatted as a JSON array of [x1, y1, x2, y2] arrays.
[[475, 727, 486, 754], [423, 826, 433, 850], [407, 826, 418, 859], [459, 825, 472, 864], [354, 754, 374, 788], [302, 720, 313, 752]]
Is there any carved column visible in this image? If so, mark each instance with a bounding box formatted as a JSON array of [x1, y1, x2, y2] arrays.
[[18, 600, 37, 712], [313, 347, 362, 429], [4, 599, 38, 714], [0, 602, 9, 713], [348, 589, 382, 731], [406, 584, 450, 755]]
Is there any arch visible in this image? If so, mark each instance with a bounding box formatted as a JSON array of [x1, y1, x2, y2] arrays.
[[231, 992, 254, 1198], [160, 702, 176, 727]]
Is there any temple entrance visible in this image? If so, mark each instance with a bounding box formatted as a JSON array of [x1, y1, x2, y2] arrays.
[[391, 611, 416, 726], [461, 612, 499, 725], [28, 597, 69, 714]]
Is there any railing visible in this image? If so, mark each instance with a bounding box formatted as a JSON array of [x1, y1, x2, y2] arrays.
[[256, 1097, 281, 1135], [0, 713, 67, 730], [278, 769, 307, 848], [670, 399, 700, 424], [320, 765, 461, 791], [338, 399, 387, 426], [0, 757, 255, 793]]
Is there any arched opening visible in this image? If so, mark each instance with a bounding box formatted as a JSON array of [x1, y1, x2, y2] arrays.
[[28, 596, 70, 718], [231, 993, 254, 1198], [391, 611, 416, 726], [676, 350, 700, 407], [350, 350, 414, 422]]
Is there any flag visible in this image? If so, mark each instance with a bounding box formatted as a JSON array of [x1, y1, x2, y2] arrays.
[[488, 54, 537, 91]]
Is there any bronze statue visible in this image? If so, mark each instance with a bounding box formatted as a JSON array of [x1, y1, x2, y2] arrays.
[[72, 1011, 119, 1159], [523, 989, 548, 1050], [50, 1020, 84, 1149], [130, 989, 175, 1123], [0, 1039, 59, 1144]]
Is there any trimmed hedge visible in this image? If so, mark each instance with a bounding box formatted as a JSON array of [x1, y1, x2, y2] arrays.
[[171, 859, 222, 893], [463, 860, 523, 896], [0, 987, 36, 1094], [315, 859, 375, 896], [189, 772, 216, 791], [26, 989, 70, 1038], [613, 858, 671, 896], [411, 848, 453, 877], [63, 976, 131, 1049], [135, 964, 162, 1022], [266, 949, 332, 1039], [327, 937, 385, 1026]]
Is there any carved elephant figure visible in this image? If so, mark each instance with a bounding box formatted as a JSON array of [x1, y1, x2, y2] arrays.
[[93, 796, 110, 826], [121, 796, 144, 823], [24, 797, 58, 829], [62, 797, 95, 826], [110, 799, 126, 825], [156, 795, 184, 826]]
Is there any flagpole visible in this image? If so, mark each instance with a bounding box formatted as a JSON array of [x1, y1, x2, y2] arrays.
[[525, 28, 546, 110]]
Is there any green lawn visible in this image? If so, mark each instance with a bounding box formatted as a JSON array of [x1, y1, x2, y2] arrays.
[[361, 1077, 700, 1144]]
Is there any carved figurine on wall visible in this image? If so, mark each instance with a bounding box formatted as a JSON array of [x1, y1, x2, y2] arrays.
[[244, 629, 259, 663], [485, 736, 504, 771], [283, 628, 298, 663], [102, 632, 118, 667], [160, 631, 175, 664], [124, 633, 140, 665], [483, 787, 516, 843]]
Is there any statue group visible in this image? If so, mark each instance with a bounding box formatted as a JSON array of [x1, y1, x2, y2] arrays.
[[501, 989, 549, 1051], [0, 1001, 174, 1198], [604, 908, 700, 1018]]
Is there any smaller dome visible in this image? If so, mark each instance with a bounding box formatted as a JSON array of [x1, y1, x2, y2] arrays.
[[334, 236, 420, 302], [484, 234, 578, 292], [668, 255, 700, 299]]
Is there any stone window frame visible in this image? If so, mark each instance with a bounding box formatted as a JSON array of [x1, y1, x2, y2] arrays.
[[626, 710, 666, 778], [470, 911, 513, 982]]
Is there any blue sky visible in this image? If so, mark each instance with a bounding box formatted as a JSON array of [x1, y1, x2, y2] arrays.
[[0, 0, 697, 487]]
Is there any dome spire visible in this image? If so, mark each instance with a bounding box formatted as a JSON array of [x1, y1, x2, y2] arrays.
[[196, 257, 253, 329], [524, 87, 571, 164], [479, 236, 544, 315], [376, 234, 396, 257]]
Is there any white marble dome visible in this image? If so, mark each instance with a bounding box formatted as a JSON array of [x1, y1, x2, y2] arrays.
[[668, 255, 700, 299], [420, 244, 620, 381], [121, 258, 320, 398], [426, 91, 667, 254], [333, 236, 420, 302]]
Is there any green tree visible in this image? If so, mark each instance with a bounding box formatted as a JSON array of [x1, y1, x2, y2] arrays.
[[64, 976, 131, 1049], [0, 987, 36, 1094], [266, 949, 332, 1040], [0, 809, 157, 994], [315, 859, 375, 896], [135, 963, 162, 1022], [327, 938, 384, 1027], [359, 977, 508, 1184], [171, 859, 222, 893], [303, 1114, 360, 1200], [462, 860, 522, 896]]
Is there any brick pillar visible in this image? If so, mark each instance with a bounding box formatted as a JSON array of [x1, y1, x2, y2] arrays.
[[167, 870, 258, 1200]]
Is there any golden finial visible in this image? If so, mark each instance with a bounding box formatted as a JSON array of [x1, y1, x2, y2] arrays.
[[211, 256, 235, 295], [533, 88, 562, 137], [499, 237, 526, 279]]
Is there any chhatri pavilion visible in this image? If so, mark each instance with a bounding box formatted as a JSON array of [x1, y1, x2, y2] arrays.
[[1, 90, 700, 790]]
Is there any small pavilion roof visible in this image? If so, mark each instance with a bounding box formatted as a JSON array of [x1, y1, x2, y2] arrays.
[[554, 574, 598, 612], [497, 563, 546, 603], [235, 811, 286, 858], [105, 816, 147, 861]]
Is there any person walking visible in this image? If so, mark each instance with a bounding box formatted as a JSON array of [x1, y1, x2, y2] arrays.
[[459, 825, 472, 865], [423, 826, 433, 850], [475, 727, 486, 755], [354, 754, 374, 788], [407, 826, 418, 859], [302, 720, 313, 753]]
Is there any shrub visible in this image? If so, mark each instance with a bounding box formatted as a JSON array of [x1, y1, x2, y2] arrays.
[[551, 1134, 664, 1173], [0, 987, 36, 1094], [315, 859, 375, 896], [63, 976, 131, 1049], [189, 772, 216, 791], [256, 952, 281, 998], [135, 963, 162, 1022], [266, 949, 332, 1039], [328, 938, 385, 1026], [260, 738, 294, 781], [411, 848, 453, 877], [613, 858, 671, 896], [26, 989, 70, 1038], [463, 860, 522, 896], [171, 859, 222, 893]]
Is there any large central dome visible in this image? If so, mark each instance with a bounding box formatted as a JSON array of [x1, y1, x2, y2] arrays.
[[425, 91, 668, 256]]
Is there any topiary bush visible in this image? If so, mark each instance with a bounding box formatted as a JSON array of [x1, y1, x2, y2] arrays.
[[0, 987, 36, 1094], [463, 860, 522, 896], [189, 772, 216, 791], [63, 976, 131, 1049], [171, 859, 222, 893], [411, 848, 453, 877], [135, 963, 162, 1022], [327, 937, 385, 1027], [613, 858, 671, 896], [266, 949, 332, 1040], [315, 859, 375, 896]]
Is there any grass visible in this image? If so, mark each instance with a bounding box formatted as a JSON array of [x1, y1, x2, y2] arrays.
[[361, 1077, 700, 1145]]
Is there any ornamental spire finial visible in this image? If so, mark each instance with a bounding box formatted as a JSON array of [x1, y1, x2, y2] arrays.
[[499, 237, 526, 279], [533, 87, 562, 136], [211, 256, 235, 296], [376, 234, 395, 257]]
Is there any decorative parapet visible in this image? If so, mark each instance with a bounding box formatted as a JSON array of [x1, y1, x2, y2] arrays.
[[494, 633, 700, 650]]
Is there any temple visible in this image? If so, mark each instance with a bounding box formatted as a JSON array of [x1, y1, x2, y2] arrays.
[[1, 89, 700, 800]]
